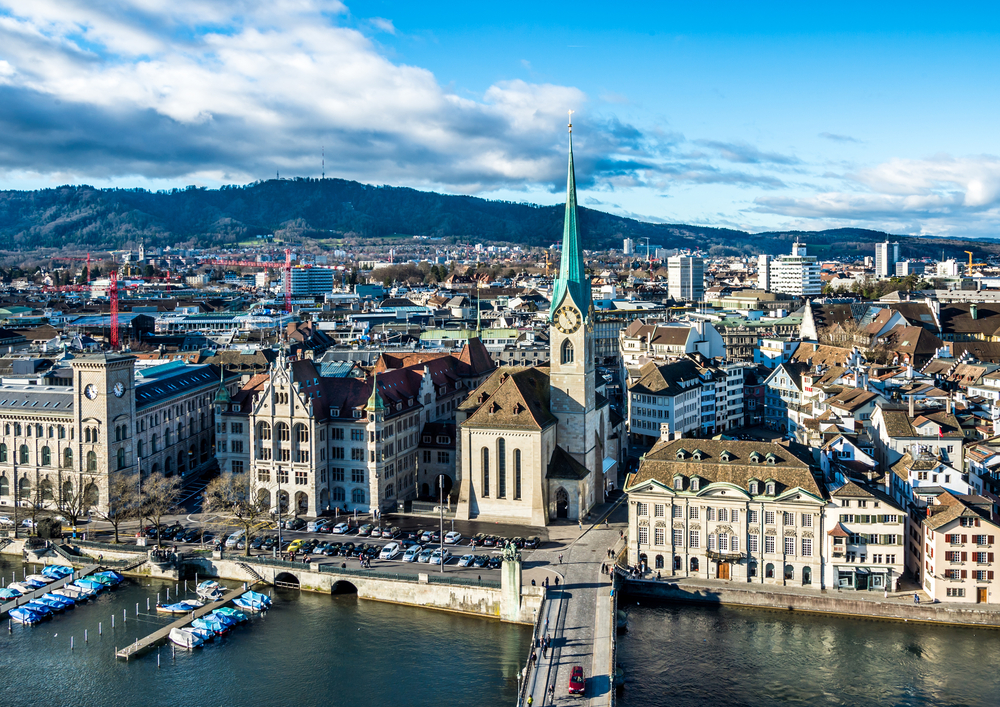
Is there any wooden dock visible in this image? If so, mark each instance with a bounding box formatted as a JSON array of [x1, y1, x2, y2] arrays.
[[115, 583, 260, 660], [0, 564, 101, 618]]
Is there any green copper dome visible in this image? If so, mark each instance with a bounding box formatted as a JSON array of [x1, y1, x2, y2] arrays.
[[365, 374, 385, 413], [550, 126, 592, 319]]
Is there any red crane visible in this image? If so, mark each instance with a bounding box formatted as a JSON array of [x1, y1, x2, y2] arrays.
[[109, 270, 119, 349], [202, 248, 297, 313]]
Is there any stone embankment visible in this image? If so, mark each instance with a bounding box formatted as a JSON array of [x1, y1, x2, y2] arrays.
[[622, 577, 1000, 628]]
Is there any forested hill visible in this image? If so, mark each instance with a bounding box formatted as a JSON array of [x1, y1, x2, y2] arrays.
[[0, 178, 991, 258]]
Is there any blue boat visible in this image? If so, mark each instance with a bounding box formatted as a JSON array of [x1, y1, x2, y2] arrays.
[[191, 616, 228, 635], [156, 600, 203, 615], [9, 607, 43, 625], [67, 582, 99, 597], [42, 593, 75, 609], [34, 596, 67, 612], [92, 570, 124, 585], [0, 587, 22, 600], [73, 579, 106, 593], [233, 590, 271, 613], [21, 578, 47, 590], [210, 612, 238, 628], [213, 607, 248, 623], [23, 601, 54, 618], [41, 565, 74, 579]]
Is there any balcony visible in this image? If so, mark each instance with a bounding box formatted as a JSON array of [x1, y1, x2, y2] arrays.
[[707, 550, 745, 562]]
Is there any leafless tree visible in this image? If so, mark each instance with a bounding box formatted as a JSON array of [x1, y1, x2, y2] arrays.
[[203, 472, 273, 557], [92, 472, 139, 544], [138, 471, 181, 549]]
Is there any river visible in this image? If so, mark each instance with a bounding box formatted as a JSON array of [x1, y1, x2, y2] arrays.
[[0, 556, 530, 707], [616, 597, 1000, 707]]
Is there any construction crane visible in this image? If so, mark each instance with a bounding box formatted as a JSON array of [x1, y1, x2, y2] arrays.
[[51, 253, 95, 291], [202, 249, 297, 313], [965, 251, 987, 276]]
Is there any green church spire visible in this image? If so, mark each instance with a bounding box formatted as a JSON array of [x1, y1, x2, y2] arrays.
[[550, 113, 592, 319]]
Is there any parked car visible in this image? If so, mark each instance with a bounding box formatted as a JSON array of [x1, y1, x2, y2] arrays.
[[403, 545, 423, 562], [482, 535, 497, 547], [380, 542, 401, 560], [444, 531, 462, 544], [488, 556, 502, 570], [419, 530, 434, 543], [525, 536, 541, 549], [568, 666, 585, 696], [381, 526, 401, 539], [287, 538, 308, 553], [357, 524, 374, 537], [324, 543, 342, 556], [458, 554, 475, 567], [286, 518, 306, 531], [225, 531, 245, 549], [0, 516, 14, 527], [473, 555, 490, 568], [332, 522, 350, 535], [417, 548, 435, 563], [429, 548, 452, 566]]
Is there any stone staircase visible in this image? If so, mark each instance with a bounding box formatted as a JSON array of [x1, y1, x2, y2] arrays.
[[236, 561, 264, 583]]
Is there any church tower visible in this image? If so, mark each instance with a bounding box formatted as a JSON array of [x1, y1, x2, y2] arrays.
[[550, 117, 597, 465]]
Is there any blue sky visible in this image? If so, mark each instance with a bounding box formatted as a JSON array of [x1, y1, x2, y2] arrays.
[[2, 1, 1000, 238]]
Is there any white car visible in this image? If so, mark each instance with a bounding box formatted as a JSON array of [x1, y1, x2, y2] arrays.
[[444, 531, 462, 545], [379, 542, 401, 560], [417, 548, 435, 563], [458, 554, 474, 567], [331, 522, 350, 535], [224, 530, 245, 549], [21, 518, 36, 529], [429, 548, 452, 566], [0, 516, 13, 527], [402, 545, 422, 562]]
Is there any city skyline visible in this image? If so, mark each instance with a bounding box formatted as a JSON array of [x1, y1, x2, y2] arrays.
[[2, 1, 1000, 239]]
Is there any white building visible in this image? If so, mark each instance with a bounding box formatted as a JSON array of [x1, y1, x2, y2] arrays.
[[875, 241, 900, 279], [623, 238, 635, 256], [764, 242, 821, 297], [757, 253, 771, 291], [667, 256, 705, 302]]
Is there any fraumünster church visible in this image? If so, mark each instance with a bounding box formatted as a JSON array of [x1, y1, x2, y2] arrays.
[[455, 124, 618, 527]]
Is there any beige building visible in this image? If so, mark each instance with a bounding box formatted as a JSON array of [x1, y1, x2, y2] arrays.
[[625, 438, 827, 586], [921, 492, 1000, 604]]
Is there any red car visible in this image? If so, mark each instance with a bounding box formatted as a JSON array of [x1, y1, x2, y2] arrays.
[[568, 665, 585, 696]]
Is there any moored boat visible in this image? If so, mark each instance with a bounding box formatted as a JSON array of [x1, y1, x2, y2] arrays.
[[25, 574, 54, 585], [73, 579, 106, 593], [92, 570, 124, 585], [213, 606, 248, 622], [9, 582, 37, 594], [191, 616, 228, 636], [9, 607, 43, 625], [0, 587, 23, 600], [232, 590, 271, 613], [196, 580, 223, 600], [156, 600, 204, 614], [168, 627, 205, 649], [41, 565, 74, 580]]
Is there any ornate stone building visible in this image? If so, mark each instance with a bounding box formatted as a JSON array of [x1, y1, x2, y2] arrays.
[[455, 123, 614, 527]]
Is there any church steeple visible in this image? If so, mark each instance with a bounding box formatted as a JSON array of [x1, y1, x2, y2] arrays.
[[550, 114, 592, 319]]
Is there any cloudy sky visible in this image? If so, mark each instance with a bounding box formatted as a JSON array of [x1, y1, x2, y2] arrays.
[[2, 1, 1000, 237]]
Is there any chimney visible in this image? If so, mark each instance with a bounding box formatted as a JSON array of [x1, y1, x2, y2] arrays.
[[971, 303, 978, 320], [908, 394, 915, 418]]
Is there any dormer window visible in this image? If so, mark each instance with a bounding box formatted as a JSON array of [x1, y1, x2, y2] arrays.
[[766, 481, 776, 496], [691, 477, 701, 492], [331, 408, 339, 417], [720, 450, 732, 462], [489, 402, 501, 414], [353, 409, 363, 419], [676, 448, 688, 460], [749, 480, 759, 495], [673, 476, 684, 490], [749, 451, 761, 464], [692, 449, 703, 461], [765, 453, 777, 465], [423, 435, 432, 443]]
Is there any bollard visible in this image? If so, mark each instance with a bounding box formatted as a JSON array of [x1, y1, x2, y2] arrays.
[[99, 622, 102, 635], [184, 580, 187, 593], [123, 609, 127, 624], [112, 615, 115, 628], [71, 636, 74, 650], [166, 588, 170, 600], [136, 603, 139, 616], [157, 593, 160, 604], [8, 619, 11, 633], [158, 650, 161, 669], [85, 629, 88, 643], [147, 598, 150, 611], [172, 644, 176, 660]]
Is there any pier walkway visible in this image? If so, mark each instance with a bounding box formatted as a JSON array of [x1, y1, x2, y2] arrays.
[[115, 583, 258, 660], [1, 564, 100, 618], [522, 497, 626, 707]]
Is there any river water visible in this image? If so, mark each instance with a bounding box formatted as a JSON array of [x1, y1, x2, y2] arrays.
[[617, 597, 1000, 707], [0, 556, 529, 707]]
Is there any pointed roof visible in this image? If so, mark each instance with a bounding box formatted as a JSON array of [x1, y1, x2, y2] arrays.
[[365, 373, 385, 413], [550, 121, 591, 318], [213, 365, 231, 405]]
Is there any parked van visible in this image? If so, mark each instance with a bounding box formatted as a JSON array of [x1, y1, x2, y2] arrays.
[[225, 530, 246, 549]]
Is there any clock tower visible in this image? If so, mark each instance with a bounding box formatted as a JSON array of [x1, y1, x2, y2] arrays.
[[550, 118, 597, 466], [71, 353, 137, 507]]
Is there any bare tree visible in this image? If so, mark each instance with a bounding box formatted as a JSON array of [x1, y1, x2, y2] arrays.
[[138, 472, 181, 549], [93, 472, 138, 544], [203, 472, 272, 557], [56, 476, 92, 529]]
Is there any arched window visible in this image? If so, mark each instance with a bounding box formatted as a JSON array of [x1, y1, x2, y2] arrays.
[[351, 488, 365, 504], [165, 457, 173, 476], [63, 448, 72, 468], [116, 448, 126, 470], [482, 447, 490, 497], [47, 426, 54, 438], [177, 423, 184, 441], [137, 439, 145, 457], [333, 487, 346, 502], [561, 339, 574, 364], [86, 451, 97, 472], [3, 423, 8, 435], [765, 563, 775, 579], [58, 426, 65, 439], [114, 426, 121, 442], [151, 434, 159, 453], [497, 438, 506, 498], [784, 564, 794, 581], [673, 556, 682, 571], [177, 452, 186, 474], [690, 557, 699, 572], [514, 449, 522, 500], [165, 429, 173, 446], [295, 424, 309, 443], [14, 423, 21, 436], [276, 423, 290, 441], [84, 428, 91, 443], [0, 443, 7, 463], [259, 422, 271, 440], [40, 479, 53, 500], [19, 445, 28, 464], [41, 446, 51, 466], [655, 555, 664, 569], [0, 475, 7, 496]]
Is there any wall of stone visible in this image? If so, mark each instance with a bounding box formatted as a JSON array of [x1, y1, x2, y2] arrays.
[[623, 578, 1000, 628]]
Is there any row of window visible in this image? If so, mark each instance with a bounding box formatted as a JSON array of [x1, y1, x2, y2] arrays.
[[637, 527, 814, 557], [945, 569, 996, 581], [481, 440, 522, 500], [639, 503, 813, 527], [4, 423, 69, 439]]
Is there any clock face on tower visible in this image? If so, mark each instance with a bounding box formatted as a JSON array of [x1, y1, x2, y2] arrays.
[[113, 382, 125, 398], [554, 305, 582, 334], [84, 384, 98, 400]]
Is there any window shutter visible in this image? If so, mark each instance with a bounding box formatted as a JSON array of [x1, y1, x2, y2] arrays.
[[977, 519, 982, 527], [990, 571, 995, 580], [990, 553, 995, 563], [991, 535, 995, 544], [962, 552, 968, 561], [961, 570, 968, 579], [945, 534, 952, 543], [962, 534, 968, 543]]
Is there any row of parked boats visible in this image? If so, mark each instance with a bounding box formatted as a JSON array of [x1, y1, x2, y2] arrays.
[[4, 566, 124, 626], [167, 588, 272, 649]]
